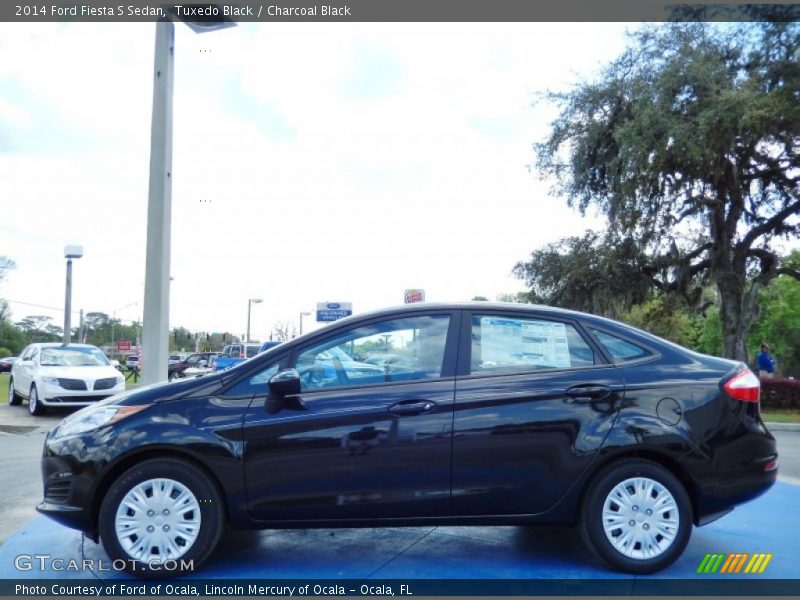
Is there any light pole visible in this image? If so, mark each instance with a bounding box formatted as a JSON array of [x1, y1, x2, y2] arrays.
[[299, 311, 311, 336], [63, 245, 83, 345], [247, 298, 262, 342], [141, 14, 234, 385]]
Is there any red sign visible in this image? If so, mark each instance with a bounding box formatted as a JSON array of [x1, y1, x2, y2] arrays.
[[404, 289, 425, 304], [117, 340, 131, 351]]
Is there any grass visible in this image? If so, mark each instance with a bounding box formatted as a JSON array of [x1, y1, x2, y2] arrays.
[[0, 373, 8, 404], [761, 409, 800, 424]]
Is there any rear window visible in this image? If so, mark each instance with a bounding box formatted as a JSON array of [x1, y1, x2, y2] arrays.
[[591, 330, 652, 362], [246, 346, 260, 358]]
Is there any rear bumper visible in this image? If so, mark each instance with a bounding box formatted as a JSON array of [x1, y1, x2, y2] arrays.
[[692, 443, 778, 524]]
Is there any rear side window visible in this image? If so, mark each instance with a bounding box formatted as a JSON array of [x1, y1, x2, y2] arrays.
[[591, 329, 652, 363], [246, 346, 260, 358], [470, 315, 595, 374]]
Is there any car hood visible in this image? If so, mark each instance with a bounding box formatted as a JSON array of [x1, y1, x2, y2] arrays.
[[38, 365, 121, 380], [90, 372, 225, 410]]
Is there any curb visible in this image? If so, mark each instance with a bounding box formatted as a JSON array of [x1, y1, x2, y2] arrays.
[[765, 422, 800, 432]]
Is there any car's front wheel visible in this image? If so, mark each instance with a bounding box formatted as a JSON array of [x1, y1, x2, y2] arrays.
[[580, 459, 692, 574], [99, 458, 224, 577], [8, 377, 21, 406], [28, 385, 45, 415]]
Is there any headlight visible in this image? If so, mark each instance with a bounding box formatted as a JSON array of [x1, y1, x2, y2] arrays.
[[53, 405, 147, 439], [42, 376, 60, 386], [116, 376, 125, 385]]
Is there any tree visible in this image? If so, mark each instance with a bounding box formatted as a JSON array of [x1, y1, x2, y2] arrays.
[[271, 321, 297, 342], [470, 296, 489, 301], [514, 231, 658, 319], [0, 256, 16, 325], [747, 251, 800, 376], [534, 22, 800, 360], [16, 315, 60, 341], [495, 291, 536, 304]]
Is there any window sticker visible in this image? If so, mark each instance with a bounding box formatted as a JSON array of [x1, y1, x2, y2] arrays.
[[480, 317, 571, 369]]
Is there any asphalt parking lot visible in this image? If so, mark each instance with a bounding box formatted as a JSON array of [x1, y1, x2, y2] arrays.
[[1, 399, 798, 589]]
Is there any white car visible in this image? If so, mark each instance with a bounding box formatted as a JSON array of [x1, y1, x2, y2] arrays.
[[8, 343, 125, 416]]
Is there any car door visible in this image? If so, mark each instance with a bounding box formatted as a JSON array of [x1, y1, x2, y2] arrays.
[[14, 345, 35, 394], [242, 311, 459, 522], [451, 310, 623, 516]]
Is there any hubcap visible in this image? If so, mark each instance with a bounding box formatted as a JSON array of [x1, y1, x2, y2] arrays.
[[29, 389, 37, 413], [115, 478, 201, 562], [601, 476, 679, 560], [8, 381, 13, 403]]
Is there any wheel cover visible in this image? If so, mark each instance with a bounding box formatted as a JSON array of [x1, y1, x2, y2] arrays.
[[29, 388, 37, 413], [8, 380, 13, 403], [115, 478, 202, 563], [601, 476, 679, 560]]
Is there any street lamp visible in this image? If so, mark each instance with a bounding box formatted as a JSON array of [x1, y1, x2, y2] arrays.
[[299, 311, 311, 336], [141, 12, 235, 385], [63, 245, 83, 345], [247, 298, 263, 342]]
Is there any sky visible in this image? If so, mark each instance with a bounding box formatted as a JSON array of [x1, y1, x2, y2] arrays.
[[0, 21, 632, 341]]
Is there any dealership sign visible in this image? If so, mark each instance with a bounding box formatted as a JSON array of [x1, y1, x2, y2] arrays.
[[404, 289, 425, 304], [316, 301, 353, 322], [116, 340, 131, 351]]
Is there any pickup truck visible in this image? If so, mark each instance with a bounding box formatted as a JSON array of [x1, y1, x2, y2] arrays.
[[168, 352, 219, 380], [212, 343, 262, 372]]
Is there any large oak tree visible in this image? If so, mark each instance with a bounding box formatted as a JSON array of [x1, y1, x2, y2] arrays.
[[533, 21, 800, 360]]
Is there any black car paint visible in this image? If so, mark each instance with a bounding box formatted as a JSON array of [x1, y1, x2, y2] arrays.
[[38, 303, 777, 543]]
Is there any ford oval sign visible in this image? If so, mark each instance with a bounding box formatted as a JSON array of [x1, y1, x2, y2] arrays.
[[327, 303, 341, 309]]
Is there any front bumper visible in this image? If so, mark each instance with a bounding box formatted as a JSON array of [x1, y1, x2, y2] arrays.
[[40, 382, 124, 407], [37, 452, 96, 538]]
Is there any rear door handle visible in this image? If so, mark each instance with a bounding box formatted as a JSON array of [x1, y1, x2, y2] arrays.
[[389, 400, 437, 416], [565, 384, 612, 404]]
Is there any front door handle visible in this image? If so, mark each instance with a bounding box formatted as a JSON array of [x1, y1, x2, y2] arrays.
[[389, 400, 436, 416], [565, 384, 612, 404]]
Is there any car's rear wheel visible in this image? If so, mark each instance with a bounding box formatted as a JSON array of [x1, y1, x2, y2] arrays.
[[580, 459, 692, 574], [8, 377, 21, 406], [28, 385, 45, 415], [99, 458, 224, 577]]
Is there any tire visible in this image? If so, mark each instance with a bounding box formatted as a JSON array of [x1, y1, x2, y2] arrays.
[[28, 385, 46, 415], [580, 459, 692, 574], [99, 458, 224, 577], [8, 377, 22, 406]]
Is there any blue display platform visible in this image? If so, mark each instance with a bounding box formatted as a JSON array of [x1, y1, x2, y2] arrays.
[[1, 483, 798, 594]]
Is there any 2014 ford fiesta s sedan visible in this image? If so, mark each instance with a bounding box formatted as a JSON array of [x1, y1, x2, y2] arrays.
[[38, 303, 777, 577]]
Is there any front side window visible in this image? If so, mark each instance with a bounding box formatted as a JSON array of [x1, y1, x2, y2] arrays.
[[296, 315, 451, 391], [224, 360, 284, 397], [470, 315, 595, 374]]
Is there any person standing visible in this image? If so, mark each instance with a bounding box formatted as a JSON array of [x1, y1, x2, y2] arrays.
[[756, 343, 776, 378]]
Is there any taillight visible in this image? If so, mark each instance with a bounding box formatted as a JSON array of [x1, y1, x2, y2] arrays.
[[724, 369, 760, 403]]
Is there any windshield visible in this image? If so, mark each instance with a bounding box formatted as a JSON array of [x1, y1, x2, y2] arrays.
[[40, 346, 110, 367]]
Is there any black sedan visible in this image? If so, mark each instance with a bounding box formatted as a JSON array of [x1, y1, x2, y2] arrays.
[[0, 356, 17, 373], [37, 303, 777, 576]]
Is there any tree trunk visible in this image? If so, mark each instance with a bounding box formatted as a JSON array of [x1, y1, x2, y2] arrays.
[[716, 274, 751, 362]]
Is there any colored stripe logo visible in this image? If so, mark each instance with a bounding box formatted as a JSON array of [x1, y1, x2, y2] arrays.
[[697, 553, 772, 574]]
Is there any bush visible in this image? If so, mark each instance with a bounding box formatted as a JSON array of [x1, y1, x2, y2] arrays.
[[760, 377, 800, 410]]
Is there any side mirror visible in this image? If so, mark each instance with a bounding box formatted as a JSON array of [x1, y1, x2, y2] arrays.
[[267, 369, 304, 413], [268, 369, 301, 398]]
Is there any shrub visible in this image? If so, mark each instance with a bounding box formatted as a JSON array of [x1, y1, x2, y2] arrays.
[[760, 377, 800, 410]]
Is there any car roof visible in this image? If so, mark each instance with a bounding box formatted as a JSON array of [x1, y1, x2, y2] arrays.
[[33, 343, 101, 348]]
